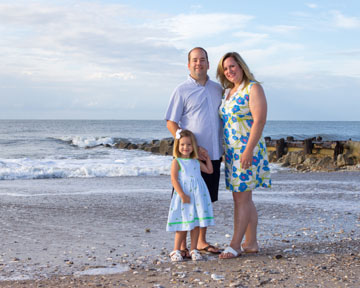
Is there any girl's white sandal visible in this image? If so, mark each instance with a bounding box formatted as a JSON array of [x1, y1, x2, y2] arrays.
[[170, 250, 183, 262], [190, 249, 203, 261]]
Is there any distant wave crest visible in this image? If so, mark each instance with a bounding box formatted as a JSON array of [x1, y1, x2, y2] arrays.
[[0, 155, 172, 180], [55, 136, 116, 148]]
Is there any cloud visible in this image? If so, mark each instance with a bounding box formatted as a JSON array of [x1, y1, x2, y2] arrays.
[[0, 2, 185, 84], [153, 13, 253, 46], [89, 72, 136, 81], [331, 10, 360, 29], [259, 25, 300, 34], [0, 1, 359, 120], [306, 3, 318, 9]]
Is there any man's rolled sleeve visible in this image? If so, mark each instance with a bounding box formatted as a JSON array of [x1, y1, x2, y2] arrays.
[[164, 88, 183, 124]]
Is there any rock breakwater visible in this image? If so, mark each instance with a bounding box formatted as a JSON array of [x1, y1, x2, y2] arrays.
[[111, 137, 360, 172]]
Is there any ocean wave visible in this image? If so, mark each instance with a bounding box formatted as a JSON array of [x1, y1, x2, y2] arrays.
[[0, 155, 172, 180], [54, 136, 116, 148], [0, 151, 284, 181]]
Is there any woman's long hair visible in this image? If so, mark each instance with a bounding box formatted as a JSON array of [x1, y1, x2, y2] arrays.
[[216, 52, 258, 89]]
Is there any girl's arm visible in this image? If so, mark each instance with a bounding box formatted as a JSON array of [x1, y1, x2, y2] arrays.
[[199, 153, 213, 174], [171, 159, 190, 204], [241, 83, 267, 169]]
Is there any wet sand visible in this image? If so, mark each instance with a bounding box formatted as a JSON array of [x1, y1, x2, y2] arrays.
[[0, 170, 359, 286]]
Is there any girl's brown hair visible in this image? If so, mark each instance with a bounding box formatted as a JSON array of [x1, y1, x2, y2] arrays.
[[173, 129, 199, 159]]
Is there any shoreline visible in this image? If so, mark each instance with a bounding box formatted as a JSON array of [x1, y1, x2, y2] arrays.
[[1, 239, 359, 287]]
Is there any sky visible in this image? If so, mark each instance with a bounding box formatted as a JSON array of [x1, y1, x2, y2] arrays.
[[0, 0, 359, 121]]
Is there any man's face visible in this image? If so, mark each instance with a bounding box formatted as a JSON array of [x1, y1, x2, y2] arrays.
[[188, 49, 209, 80]]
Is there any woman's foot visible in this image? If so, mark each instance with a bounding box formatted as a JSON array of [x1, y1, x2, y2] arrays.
[[219, 246, 241, 259], [241, 243, 259, 253], [197, 243, 221, 254]]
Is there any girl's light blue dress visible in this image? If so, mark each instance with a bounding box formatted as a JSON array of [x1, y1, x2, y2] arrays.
[[166, 158, 215, 232]]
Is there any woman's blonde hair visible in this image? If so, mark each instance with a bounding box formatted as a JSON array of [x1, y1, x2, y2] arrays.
[[173, 129, 199, 159], [216, 52, 258, 89]]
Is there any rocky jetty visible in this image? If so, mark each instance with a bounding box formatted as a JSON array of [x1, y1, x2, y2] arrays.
[[266, 138, 360, 172], [113, 137, 174, 156], [112, 137, 360, 172]]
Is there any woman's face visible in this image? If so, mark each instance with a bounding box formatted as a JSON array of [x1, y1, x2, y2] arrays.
[[223, 56, 243, 85]]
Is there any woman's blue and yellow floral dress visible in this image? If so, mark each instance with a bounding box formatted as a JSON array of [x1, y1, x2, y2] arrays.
[[219, 81, 271, 192]]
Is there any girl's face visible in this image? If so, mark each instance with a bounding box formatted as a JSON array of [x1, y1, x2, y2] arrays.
[[223, 56, 244, 85], [179, 136, 193, 158]]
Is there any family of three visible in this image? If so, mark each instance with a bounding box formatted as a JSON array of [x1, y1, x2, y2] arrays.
[[165, 47, 272, 262]]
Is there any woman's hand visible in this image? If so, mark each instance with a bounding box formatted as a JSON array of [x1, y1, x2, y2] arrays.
[[181, 194, 191, 204], [241, 149, 253, 170]]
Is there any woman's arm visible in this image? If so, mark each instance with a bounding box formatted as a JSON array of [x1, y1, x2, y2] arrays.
[[171, 159, 190, 203], [241, 83, 267, 169]]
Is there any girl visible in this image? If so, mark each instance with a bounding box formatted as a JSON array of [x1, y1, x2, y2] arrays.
[[167, 129, 215, 262]]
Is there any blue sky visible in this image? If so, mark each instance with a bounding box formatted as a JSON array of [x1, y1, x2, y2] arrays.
[[0, 0, 359, 120]]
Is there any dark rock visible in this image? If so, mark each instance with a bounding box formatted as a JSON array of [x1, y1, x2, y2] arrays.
[[151, 139, 160, 145], [268, 151, 277, 162], [116, 141, 131, 149], [159, 138, 174, 156], [303, 156, 318, 166], [128, 143, 138, 150], [315, 156, 336, 171], [149, 146, 160, 154]]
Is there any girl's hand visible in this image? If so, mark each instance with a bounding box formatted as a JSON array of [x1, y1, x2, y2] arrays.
[[241, 149, 253, 170], [181, 194, 191, 204]]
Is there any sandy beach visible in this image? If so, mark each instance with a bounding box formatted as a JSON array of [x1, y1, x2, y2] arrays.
[[0, 170, 359, 287], [1, 240, 358, 287]]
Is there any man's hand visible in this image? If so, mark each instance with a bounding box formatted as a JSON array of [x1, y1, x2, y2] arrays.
[[198, 146, 208, 161]]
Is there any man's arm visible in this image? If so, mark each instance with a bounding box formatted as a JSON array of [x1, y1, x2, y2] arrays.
[[166, 120, 180, 137]]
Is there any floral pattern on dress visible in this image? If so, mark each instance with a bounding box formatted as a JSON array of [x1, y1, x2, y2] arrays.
[[219, 81, 271, 192]]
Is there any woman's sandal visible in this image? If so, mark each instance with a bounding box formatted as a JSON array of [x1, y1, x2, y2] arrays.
[[219, 246, 241, 259], [190, 249, 203, 261], [198, 244, 221, 254], [241, 244, 259, 254], [169, 250, 183, 262]]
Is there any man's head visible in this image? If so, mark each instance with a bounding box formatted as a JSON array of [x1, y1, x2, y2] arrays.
[[187, 47, 209, 81]]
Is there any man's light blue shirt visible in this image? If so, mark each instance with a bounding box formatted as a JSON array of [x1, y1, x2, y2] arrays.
[[165, 75, 223, 160]]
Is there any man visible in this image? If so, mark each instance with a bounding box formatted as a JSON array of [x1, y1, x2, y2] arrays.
[[165, 47, 223, 255]]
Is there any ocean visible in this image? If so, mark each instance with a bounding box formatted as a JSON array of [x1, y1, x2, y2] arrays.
[[0, 120, 359, 280], [0, 120, 359, 181]]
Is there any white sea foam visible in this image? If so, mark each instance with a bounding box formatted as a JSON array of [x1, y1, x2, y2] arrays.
[[0, 151, 172, 180], [59, 136, 116, 148], [74, 265, 129, 276], [0, 152, 285, 181]]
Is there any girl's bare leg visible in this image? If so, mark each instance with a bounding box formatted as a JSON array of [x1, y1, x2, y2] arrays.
[[174, 231, 187, 252], [190, 227, 200, 251]]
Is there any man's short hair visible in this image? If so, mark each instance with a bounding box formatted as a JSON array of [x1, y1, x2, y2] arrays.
[[188, 47, 209, 63]]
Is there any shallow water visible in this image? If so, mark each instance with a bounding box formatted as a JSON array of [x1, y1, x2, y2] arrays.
[[0, 170, 359, 280]]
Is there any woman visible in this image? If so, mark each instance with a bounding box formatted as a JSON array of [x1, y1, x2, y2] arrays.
[[217, 52, 271, 259]]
